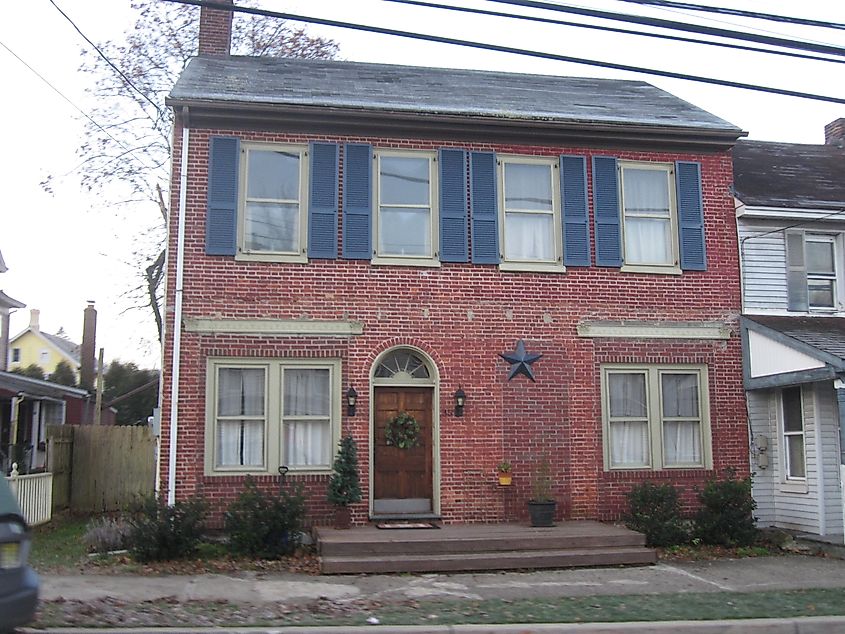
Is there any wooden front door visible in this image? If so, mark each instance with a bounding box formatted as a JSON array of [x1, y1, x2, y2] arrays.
[[373, 387, 434, 514]]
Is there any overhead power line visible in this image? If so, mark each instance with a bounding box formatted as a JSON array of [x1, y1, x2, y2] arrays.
[[484, 0, 845, 58], [615, 0, 845, 31], [383, 0, 845, 65], [165, 0, 845, 105]]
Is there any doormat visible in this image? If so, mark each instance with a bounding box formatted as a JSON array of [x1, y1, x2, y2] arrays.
[[375, 522, 440, 530]]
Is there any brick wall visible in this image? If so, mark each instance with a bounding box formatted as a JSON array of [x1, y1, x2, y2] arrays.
[[160, 124, 747, 527]]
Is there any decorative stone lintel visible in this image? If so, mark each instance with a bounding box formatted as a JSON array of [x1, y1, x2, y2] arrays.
[[183, 317, 364, 337], [577, 321, 731, 340]]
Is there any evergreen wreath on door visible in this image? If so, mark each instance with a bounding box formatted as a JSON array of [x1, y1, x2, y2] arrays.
[[384, 411, 421, 449]]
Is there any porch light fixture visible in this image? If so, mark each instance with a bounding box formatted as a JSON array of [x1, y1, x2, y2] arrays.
[[454, 387, 466, 417], [346, 386, 358, 417]]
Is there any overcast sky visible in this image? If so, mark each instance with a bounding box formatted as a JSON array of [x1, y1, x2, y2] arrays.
[[1, 0, 842, 369]]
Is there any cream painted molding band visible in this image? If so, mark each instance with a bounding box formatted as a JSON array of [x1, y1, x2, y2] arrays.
[[577, 321, 731, 340], [184, 317, 364, 337]]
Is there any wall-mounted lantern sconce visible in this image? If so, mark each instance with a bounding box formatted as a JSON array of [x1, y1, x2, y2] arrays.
[[346, 386, 358, 417], [454, 386, 466, 417]]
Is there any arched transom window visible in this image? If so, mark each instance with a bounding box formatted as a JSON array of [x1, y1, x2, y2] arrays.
[[374, 349, 432, 382]]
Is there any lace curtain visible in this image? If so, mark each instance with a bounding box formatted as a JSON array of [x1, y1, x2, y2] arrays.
[[283, 369, 331, 467], [217, 368, 265, 467]]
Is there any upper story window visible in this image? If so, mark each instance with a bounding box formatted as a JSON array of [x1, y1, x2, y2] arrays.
[[498, 156, 562, 271], [806, 235, 837, 309], [374, 151, 438, 265], [619, 162, 679, 272], [238, 143, 308, 262], [11, 348, 20, 363], [785, 230, 843, 312]]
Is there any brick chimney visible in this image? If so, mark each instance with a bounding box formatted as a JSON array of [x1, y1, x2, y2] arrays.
[[79, 301, 97, 392], [29, 308, 40, 333], [198, 0, 233, 57], [824, 118, 845, 147]]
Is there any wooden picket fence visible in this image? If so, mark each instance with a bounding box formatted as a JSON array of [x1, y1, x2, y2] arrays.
[[47, 424, 156, 513], [5, 466, 53, 526]]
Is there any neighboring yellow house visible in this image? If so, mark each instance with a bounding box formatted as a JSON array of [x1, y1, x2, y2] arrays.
[[8, 309, 82, 382]]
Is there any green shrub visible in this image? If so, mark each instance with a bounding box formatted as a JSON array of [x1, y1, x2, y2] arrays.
[[126, 496, 207, 562], [224, 476, 306, 559], [694, 472, 758, 546], [624, 481, 688, 547]]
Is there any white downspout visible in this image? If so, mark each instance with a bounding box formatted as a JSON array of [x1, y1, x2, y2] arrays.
[[167, 126, 189, 506]]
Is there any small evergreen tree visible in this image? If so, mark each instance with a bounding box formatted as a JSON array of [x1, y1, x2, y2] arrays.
[[327, 436, 362, 507], [48, 360, 78, 387]]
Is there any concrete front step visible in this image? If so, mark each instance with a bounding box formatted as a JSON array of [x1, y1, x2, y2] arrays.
[[321, 545, 657, 574]]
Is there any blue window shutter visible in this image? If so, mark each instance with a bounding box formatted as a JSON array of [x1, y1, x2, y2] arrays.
[[439, 148, 469, 263], [342, 143, 372, 260], [561, 155, 590, 266], [592, 156, 622, 267], [308, 142, 339, 259], [676, 161, 707, 271], [206, 136, 239, 256], [470, 151, 499, 264]]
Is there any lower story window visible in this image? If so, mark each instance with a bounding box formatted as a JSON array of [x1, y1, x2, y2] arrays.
[[207, 358, 341, 474], [602, 364, 711, 470], [781, 386, 806, 480]]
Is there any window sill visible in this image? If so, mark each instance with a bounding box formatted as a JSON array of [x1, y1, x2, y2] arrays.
[[372, 256, 441, 268], [499, 261, 565, 274], [621, 263, 682, 276], [235, 251, 308, 264]]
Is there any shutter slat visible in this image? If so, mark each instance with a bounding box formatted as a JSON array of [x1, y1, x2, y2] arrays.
[[470, 151, 499, 264], [342, 143, 372, 260], [308, 142, 339, 259], [561, 155, 590, 266], [206, 136, 239, 256], [592, 156, 622, 267], [786, 230, 808, 312], [676, 161, 707, 271], [439, 148, 469, 263]]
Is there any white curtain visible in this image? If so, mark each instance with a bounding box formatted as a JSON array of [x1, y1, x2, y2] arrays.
[[504, 162, 554, 261], [610, 421, 649, 467], [284, 421, 331, 466], [284, 369, 331, 466], [663, 421, 701, 465], [624, 218, 671, 264], [608, 373, 649, 466], [623, 168, 671, 265], [661, 373, 701, 465], [505, 213, 554, 260], [217, 368, 265, 467]]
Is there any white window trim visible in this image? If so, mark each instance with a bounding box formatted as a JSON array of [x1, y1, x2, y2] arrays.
[[235, 142, 309, 264], [372, 149, 440, 267], [618, 161, 682, 276], [497, 155, 564, 273], [779, 386, 808, 487], [601, 364, 712, 471], [805, 233, 841, 312], [205, 357, 341, 476]]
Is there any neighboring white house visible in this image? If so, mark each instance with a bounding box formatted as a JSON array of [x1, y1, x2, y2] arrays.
[[735, 119, 845, 542]]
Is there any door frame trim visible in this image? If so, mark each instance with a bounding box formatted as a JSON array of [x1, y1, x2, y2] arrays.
[[369, 345, 440, 517]]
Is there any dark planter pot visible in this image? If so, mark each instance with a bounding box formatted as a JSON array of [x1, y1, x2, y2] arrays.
[[527, 500, 557, 527], [333, 506, 352, 530]]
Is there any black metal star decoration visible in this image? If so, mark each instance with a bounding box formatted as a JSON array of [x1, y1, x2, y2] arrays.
[[499, 339, 543, 382]]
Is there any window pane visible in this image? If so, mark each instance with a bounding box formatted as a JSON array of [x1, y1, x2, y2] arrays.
[[623, 169, 670, 216], [284, 369, 330, 416], [663, 420, 701, 465], [787, 435, 806, 478], [783, 387, 803, 432], [625, 218, 672, 265], [380, 157, 430, 205], [809, 279, 835, 308], [806, 240, 834, 274], [218, 368, 264, 416], [375, 350, 430, 379], [284, 420, 331, 467], [504, 163, 553, 211], [247, 150, 300, 200], [610, 421, 649, 467], [217, 420, 264, 467], [662, 373, 699, 418], [608, 373, 647, 418], [379, 207, 431, 256], [244, 202, 299, 252], [504, 212, 554, 260]]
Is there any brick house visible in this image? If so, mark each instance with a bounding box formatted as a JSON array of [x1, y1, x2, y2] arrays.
[[160, 4, 750, 526], [736, 121, 845, 541]]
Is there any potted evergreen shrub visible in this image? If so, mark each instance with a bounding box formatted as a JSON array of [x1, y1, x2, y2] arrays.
[[327, 436, 362, 529], [527, 457, 556, 527]]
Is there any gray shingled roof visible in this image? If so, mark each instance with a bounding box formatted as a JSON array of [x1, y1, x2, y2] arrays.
[[169, 57, 740, 132], [746, 315, 845, 361], [43, 332, 80, 363], [0, 370, 88, 399], [733, 140, 845, 210]]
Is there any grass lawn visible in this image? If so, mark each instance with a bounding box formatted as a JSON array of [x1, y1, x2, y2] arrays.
[[30, 513, 90, 571]]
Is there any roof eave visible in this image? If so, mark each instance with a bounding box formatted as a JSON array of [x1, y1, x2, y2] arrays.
[[166, 98, 746, 150]]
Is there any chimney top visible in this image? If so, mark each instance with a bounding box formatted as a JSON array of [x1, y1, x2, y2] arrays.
[[824, 118, 845, 147], [29, 308, 40, 332], [198, 0, 233, 57]]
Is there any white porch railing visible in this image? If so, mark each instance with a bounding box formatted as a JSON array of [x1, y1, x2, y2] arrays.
[[5, 463, 53, 526]]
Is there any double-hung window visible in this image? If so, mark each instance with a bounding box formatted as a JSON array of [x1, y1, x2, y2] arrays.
[[239, 143, 308, 261], [781, 386, 806, 480], [498, 156, 562, 270], [619, 162, 679, 272], [207, 358, 340, 474], [374, 151, 438, 264], [602, 365, 711, 470], [806, 235, 837, 310]]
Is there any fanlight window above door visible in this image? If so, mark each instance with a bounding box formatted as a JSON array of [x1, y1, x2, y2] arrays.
[[374, 349, 431, 381]]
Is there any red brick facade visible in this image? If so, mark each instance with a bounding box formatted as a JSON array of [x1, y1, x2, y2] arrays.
[[160, 122, 748, 527]]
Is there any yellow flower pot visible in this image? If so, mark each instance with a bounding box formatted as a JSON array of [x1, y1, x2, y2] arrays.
[[498, 473, 512, 486]]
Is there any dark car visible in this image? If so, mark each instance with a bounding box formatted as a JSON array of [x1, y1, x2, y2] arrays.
[[0, 477, 38, 632]]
